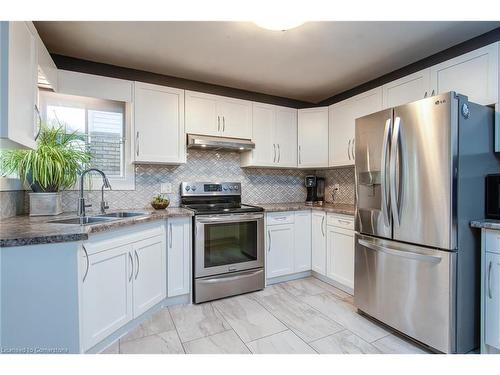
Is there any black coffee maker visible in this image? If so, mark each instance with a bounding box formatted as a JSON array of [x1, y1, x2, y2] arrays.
[[305, 176, 325, 206]]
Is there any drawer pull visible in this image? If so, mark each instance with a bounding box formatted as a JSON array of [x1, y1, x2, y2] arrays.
[[337, 219, 352, 225]]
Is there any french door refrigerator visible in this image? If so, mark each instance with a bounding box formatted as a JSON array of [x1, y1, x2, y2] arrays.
[[354, 92, 498, 353]]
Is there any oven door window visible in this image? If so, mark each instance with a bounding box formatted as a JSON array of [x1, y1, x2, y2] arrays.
[[204, 221, 257, 268]]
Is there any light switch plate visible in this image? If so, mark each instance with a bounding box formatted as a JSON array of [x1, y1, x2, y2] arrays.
[[160, 183, 172, 194]]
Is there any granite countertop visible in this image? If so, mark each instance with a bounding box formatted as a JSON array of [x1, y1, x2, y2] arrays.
[[470, 219, 500, 230], [0, 208, 193, 248], [259, 202, 355, 216]]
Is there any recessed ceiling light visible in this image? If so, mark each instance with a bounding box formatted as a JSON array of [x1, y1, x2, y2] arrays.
[[254, 21, 305, 31]]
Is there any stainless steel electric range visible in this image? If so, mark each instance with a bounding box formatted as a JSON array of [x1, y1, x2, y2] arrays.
[[180, 182, 265, 304]]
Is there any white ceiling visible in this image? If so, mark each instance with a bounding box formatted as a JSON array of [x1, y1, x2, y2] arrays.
[[34, 21, 499, 103]]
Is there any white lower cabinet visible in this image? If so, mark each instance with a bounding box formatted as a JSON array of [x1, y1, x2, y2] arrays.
[[294, 211, 312, 272], [167, 217, 191, 297], [132, 235, 167, 316], [266, 223, 295, 278], [81, 223, 167, 351], [81, 243, 134, 350], [311, 211, 327, 275], [326, 223, 355, 290], [485, 251, 500, 350]]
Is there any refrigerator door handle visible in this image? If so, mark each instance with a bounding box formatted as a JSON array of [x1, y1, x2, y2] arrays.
[[390, 116, 401, 225], [381, 118, 392, 227], [358, 238, 442, 263]]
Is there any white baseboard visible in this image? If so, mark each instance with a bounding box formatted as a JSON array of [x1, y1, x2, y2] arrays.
[[311, 271, 354, 295]]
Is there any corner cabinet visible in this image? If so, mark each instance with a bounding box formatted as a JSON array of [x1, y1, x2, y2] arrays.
[[329, 87, 382, 167], [0, 21, 37, 149], [298, 107, 329, 168], [185, 90, 252, 139], [132, 82, 186, 164], [240, 103, 297, 168]]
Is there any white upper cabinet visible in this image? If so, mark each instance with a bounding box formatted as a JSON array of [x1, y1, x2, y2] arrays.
[[298, 107, 329, 168], [133, 82, 186, 164], [241, 103, 297, 168], [185, 90, 252, 139], [382, 69, 431, 109], [329, 87, 382, 167], [0, 21, 37, 149], [34, 31, 58, 91], [431, 42, 499, 106]]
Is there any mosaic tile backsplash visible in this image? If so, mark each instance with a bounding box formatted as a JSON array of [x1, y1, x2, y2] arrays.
[[3, 150, 356, 217]]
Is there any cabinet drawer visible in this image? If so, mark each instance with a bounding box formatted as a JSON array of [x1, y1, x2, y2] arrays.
[[266, 212, 295, 225], [327, 214, 354, 230], [485, 230, 500, 254]]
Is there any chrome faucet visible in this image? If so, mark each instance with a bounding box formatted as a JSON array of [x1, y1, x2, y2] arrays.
[[78, 168, 112, 218]]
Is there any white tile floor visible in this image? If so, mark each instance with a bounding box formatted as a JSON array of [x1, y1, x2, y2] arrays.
[[101, 277, 431, 354]]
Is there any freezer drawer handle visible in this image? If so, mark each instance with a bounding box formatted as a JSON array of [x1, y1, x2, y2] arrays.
[[358, 239, 442, 263]]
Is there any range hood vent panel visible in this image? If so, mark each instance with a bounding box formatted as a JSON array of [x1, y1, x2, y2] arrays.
[[187, 134, 255, 152]]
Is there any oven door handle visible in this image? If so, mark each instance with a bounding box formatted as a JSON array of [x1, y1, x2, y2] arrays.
[[196, 214, 264, 223]]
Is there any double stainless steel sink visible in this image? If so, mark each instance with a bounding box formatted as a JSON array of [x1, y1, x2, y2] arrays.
[[49, 211, 148, 225]]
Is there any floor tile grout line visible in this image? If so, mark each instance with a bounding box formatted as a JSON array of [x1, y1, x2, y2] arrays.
[[165, 307, 186, 354], [211, 301, 255, 353]]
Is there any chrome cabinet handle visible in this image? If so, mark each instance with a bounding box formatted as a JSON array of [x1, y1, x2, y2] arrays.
[[381, 118, 392, 227], [488, 261, 493, 299], [424, 91, 428, 98], [217, 116, 220, 132], [338, 219, 352, 225], [351, 139, 355, 160], [169, 223, 173, 248], [273, 144, 276, 163], [134, 250, 140, 280], [135, 131, 140, 157], [222, 116, 225, 132], [82, 244, 89, 283], [298, 145, 302, 164], [321, 216, 325, 237], [277, 144, 281, 163], [347, 139, 351, 160], [268, 230, 271, 252], [431, 89, 435, 96], [128, 252, 133, 282]]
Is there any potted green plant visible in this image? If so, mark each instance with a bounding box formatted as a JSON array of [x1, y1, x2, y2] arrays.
[[0, 124, 92, 216], [151, 194, 170, 210]]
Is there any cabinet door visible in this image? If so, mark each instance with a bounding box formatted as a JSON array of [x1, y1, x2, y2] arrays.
[[218, 97, 252, 139], [81, 244, 133, 351], [326, 226, 355, 290], [134, 82, 185, 164], [485, 252, 500, 350], [132, 235, 167, 317], [431, 42, 498, 106], [266, 224, 295, 278], [329, 88, 382, 167], [311, 212, 327, 275], [298, 107, 329, 168], [167, 217, 191, 297], [185, 90, 219, 136], [294, 211, 311, 272], [244, 103, 276, 166], [275, 106, 298, 168], [5, 22, 37, 148], [382, 69, 431, 109]]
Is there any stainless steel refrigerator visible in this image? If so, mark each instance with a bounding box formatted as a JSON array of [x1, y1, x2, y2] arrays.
[[354, 92, 498, 353]]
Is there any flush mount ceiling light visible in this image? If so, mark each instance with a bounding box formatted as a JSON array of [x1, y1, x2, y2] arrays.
[[254, 20, 305, 31]]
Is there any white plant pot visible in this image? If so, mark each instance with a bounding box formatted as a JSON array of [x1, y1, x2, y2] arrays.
[[29, 192, 63, 216]]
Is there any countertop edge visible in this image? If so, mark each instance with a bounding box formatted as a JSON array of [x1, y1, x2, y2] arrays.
[[470, 220, 500, 230]]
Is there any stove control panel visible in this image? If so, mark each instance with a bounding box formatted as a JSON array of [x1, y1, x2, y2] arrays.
[[181, 182, 242, 196]]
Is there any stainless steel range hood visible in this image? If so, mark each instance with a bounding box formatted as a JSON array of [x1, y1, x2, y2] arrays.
[[187, 134, 255, 152]]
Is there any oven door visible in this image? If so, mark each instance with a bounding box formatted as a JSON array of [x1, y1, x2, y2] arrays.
[[195, 213, 264, 278]]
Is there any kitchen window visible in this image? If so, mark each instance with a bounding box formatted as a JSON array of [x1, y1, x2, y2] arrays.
[[38, 90, 135, 190]]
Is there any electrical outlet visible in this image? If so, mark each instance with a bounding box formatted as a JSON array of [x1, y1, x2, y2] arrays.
[[160, 183, 172, 194]]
